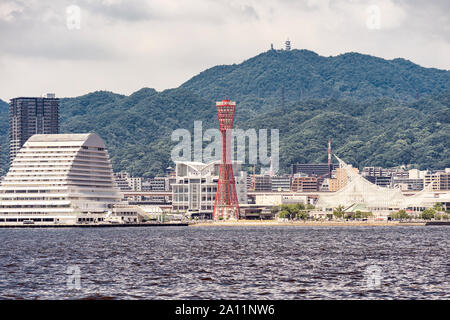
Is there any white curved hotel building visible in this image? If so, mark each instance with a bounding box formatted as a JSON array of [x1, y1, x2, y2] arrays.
[[0, 133, 123, 225]]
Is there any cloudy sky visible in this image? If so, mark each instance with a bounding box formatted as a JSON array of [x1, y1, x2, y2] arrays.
[[0, 0, 448, 101]]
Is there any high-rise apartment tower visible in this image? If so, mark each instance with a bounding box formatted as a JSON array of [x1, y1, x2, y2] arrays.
[[9, 94, 59, 162]]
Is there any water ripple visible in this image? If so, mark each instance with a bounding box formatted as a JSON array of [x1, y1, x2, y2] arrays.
[[0, 226, 448, 299]]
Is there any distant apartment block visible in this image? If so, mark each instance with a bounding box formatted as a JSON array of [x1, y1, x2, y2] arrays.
[[329, 167, 359, 191], [425, 170, 450, 191], [9, 94, 59, 162], [113, 171, 142, 191], [248, 174, 272, 192], [392, 178, 424, 191], [363, 175, 392, 188], [362, 166, 385, 177], [271, 175, 291, 192], [440, 172, 450, 190], [291, 163, 338, 178], [408, 169, 427, 179], [142, 177, 171, 192], [291, 176, 318, 192]]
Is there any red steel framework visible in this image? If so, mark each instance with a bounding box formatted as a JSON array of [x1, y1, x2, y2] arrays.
[[213, 99, 240, 220]]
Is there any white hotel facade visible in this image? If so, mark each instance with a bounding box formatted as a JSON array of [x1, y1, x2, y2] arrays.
[[172, 161, 247, 217], [0, 133, 124, 225]]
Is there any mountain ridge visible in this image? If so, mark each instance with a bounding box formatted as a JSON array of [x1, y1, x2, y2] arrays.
[[181, 49, 450, 109], [0, 49, 449, 176]]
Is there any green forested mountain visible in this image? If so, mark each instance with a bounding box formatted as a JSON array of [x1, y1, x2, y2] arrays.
[[182, 49, 450, 110], [0, 50, 449, 177], [250, 92, 449, 172], [56, 90, 450, 176]]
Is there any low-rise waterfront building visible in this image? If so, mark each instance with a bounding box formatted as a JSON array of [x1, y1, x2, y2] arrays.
[[254, 193, 307, 206]]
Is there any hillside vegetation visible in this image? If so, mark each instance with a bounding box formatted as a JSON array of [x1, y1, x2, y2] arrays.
[[182, 49, 450, 110], [0, 49, 449, 176]]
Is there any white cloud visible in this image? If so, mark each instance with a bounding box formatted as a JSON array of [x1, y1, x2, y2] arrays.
[[0, 0, 448, 101]]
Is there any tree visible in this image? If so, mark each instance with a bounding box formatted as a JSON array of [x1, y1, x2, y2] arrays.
[[278, 210, 290, 219], [420, 208, 436, 220], [277, 203, 307, 220], [333, 205, 345, 219], [271, 206, 280, 215], [294, 203, 306, 211], [362, 212, 374, 219], [296, 211, 309, 220], [391, 209, 410, 221], [433, 203, 443, 212]]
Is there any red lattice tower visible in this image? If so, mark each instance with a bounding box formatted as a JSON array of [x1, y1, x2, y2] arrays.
[[213, 99, 240, 220]]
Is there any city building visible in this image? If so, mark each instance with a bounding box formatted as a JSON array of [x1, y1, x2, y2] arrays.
[[291, 176, 318, 192], [9, 94, 59, 162], [128, 177, 142, 192], [439, 171, 450, 190], [317, 155, 447, 215], [113, 171, 142, 191], [320, 178, 330, 191], [329, 167, 359, 191], [425, 170, 450, 191], [408, 169, 427, 179], [392, 178, 424, 191], [172, 161, 247, 218], [363, 175, 392, 188], [0, 133, 123, 224], [113, 171, 132, 190], [248, 174, 272, 192], [291, 163, 338, 179], [254, 193, 307, 206], [362, 166, 385, 177], [362, 166, 410, 188], [142, 177, 170, 191], [271, 175, 291, 192]]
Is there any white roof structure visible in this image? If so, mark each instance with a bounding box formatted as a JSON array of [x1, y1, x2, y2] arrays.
[[316, 155, 443, 211], [174, 160, 243, 178]]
